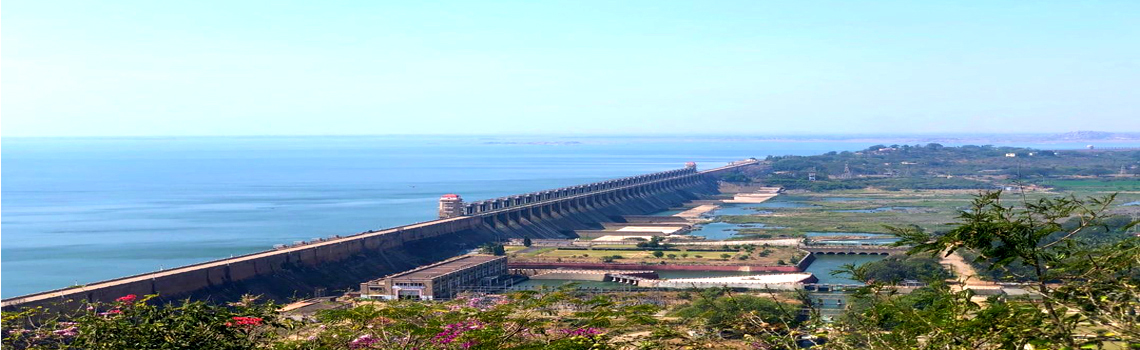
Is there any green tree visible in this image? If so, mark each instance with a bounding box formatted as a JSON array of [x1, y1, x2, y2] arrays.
[[522, 237, 532, 247], [832, 191, 1140, 349], [848, 254, 950, 283], [480, 243, 506, 256], [671, 288, 800, 339], [652, 250, 665, 258]]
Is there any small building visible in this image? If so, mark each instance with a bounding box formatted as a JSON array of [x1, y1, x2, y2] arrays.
[[360, 255, 507, 300], [438, 194, 465, 219]]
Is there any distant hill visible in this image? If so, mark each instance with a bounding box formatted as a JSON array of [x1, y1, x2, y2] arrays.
[[719, 143, 1140, 191]]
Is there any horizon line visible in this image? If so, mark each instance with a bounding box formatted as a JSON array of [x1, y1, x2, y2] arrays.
[[4, 130, 1140, 140]]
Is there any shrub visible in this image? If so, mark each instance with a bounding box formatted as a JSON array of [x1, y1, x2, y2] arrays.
[[2, 295, 280, 350]]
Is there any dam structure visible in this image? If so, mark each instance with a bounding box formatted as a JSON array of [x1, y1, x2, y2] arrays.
[[2, 159, 759, 312]]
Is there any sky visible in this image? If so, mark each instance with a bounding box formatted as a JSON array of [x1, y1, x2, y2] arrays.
[[3, 1, 1138, 137]]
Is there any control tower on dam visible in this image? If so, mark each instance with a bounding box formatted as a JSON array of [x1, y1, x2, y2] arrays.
[[2, 159, 759, 311]]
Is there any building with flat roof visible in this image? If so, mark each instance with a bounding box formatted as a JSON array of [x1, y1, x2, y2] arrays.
[[360, 255, 507, 300], [438, 194, 465, 219]]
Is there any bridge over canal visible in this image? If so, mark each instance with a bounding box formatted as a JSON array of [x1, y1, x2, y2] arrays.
[[801, 245, 909, 256]]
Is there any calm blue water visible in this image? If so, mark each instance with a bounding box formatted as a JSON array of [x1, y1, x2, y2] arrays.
[[686, 222, 786, 240], [804, 255, 886, 285], [650, 209, 685, 216], [3, 136, 1135, 297], [707, 203, 774, 216], [1, 136, 873, 297]]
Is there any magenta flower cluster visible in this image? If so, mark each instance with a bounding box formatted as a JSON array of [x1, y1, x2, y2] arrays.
[[432, 319, 485, 345], [453, 295, 508, 311], [348, 334, 378, 349], [52, 327, 78, 337]]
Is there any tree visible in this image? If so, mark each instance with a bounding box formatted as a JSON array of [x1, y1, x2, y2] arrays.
[[652, 250, 665, 258], [848, 254, 951, 283], [832, 191, 1140, 349], [480, 243, 506, 256], [671, 288, 800, 339], [720, 253, 732, 260], [522, 237, 532, 247]]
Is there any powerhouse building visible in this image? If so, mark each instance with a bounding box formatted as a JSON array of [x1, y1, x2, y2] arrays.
[[360, 255, 507, 300]]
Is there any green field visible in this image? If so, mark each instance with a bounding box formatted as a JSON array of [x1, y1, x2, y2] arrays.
[[1038, 178, 1140, 192], [717, 187, 1140, 239]]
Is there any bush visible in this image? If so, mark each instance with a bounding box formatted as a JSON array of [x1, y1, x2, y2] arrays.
[[671, 289, 799, 338], [853, 254, 950, 283], [2, 295, 280, 350]]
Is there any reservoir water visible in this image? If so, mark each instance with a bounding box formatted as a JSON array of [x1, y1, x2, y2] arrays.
[[3, 136, 1135, 297], [0, 136, 868, 297]]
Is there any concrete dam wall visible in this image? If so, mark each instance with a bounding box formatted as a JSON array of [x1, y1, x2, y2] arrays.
[[2, 160, 758, 311]]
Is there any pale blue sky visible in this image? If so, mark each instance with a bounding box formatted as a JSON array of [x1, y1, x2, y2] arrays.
[[3, 1, 1138, 136]]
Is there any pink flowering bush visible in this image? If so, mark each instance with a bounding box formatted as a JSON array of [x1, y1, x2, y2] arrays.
[[3, 289, 659, 350], [274, 289, 656, 350], [2, 294, 282, 350]]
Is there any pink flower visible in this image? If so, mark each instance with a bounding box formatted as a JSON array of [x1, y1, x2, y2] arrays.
[[349, 334, 378, 349], [115, 294, 137, 303], [433, 320, 485, 345], [53, 326, 79, 337], [225, 316, 264, 328], [98, 309, 123, 316]]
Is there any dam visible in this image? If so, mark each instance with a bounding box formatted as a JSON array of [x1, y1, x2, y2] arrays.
[[1, 159, 759, 311]]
